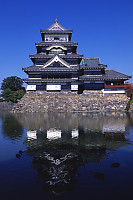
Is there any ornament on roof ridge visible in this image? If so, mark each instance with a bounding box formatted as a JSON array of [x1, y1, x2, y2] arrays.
[[55, 18, 58, 23]]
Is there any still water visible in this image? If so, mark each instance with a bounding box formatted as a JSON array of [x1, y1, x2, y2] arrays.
[[0, 112, 133, 200]]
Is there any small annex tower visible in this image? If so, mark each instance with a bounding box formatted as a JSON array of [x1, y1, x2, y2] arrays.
[[23, 19, 131, 93]]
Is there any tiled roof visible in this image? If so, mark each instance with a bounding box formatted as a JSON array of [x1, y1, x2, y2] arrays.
[[79, 70, 131, 81], [82, 58, 101, 65], [40, 30, 72, 34], [35, 42, 78, 46], [22, 65, 79, 72], [40, 19, 72, 34], [24, 78, 78, 83], [81, 58, 107, 69], [29, 53, 83, 59], [79, 75, 105, 81], [105, 70, 131, 80], [80, 64, 107, 69]]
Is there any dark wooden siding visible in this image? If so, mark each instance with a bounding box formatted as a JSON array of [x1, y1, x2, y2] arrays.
[[29, 74, 41, 78], [84, 70, 102, 75], [36, 85, 46, 90], [61, 83, 71, 90], [84, 83, 104, 90]]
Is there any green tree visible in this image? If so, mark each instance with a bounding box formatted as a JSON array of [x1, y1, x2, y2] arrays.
[[1, 76, 26, 103], [2, 89, 25, 103], [1, 76, 24, 91], [1, 88, 12, 102]]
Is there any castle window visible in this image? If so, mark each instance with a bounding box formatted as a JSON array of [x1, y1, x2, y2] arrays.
[[54, 37, 59, 41]]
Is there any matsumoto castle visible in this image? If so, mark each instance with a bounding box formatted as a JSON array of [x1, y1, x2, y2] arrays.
[[23, 19, 131, 93]]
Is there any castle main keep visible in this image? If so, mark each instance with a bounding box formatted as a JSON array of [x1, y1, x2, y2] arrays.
[[23, 19, 131, 93]]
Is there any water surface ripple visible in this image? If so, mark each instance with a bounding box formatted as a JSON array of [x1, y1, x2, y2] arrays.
[[0, 112, 133, 200]]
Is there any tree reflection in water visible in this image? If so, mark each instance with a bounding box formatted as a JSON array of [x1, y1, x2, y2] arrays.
[[2, 114, 23, 140]]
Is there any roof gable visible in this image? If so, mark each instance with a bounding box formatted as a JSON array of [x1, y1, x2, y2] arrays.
[[47, 18, 67, 31], [46, 45, 67, 51], [42, 55, 71, 68]]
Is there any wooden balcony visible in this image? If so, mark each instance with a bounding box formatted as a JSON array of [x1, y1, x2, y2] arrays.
[[104, 84, 129, 89]]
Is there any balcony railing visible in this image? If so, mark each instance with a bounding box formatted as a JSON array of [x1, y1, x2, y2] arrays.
[[104, 84, 129, 89]]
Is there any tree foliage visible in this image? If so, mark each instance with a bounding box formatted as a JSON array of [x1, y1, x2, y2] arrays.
[[1, 89, 25, 103], [1, 76, 24, 91], [124, 82, 133, 98], [1, 76, 25, 103], [2, 114, 23, 140]]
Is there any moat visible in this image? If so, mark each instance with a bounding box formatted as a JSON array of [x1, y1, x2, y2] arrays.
[[0, 112, 133, 200]]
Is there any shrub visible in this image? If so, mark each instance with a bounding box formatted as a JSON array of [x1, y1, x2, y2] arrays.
[[2, 89, 25, 103]]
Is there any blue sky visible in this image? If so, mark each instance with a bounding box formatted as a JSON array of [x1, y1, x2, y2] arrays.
[[0, 0, 133, 89]]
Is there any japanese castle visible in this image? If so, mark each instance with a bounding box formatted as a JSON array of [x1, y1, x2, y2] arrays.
[[23, 19, 131, 93]]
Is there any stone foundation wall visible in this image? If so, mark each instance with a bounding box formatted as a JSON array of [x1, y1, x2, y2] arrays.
[[11, 90, 129, 113], [0, 101, 14, 111]]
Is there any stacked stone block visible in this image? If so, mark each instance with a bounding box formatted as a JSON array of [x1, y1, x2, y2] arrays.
[[11, 91, 129, 113]]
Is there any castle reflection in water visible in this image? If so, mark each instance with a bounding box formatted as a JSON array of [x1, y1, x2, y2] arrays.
[[20, 112, 129, 145], [12, 112, 132, 193]]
